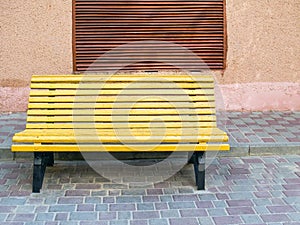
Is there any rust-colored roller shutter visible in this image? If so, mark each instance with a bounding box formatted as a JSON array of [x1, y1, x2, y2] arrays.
[[73, 0, 226, 72]]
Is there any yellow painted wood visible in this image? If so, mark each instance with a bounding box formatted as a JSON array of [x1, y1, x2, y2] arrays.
[[31, 82, 214, 89], [28, 102, 216, 109], [29, 89, 214, 96], [15, 128, 226, 136], [27, 109, 216, 116], [11, 143, 230, 152], [26, 115, 216, 122], [13, 136, 228, 143], [29, 95, 215, 103], [25, 122, 217, 129], [31, 74, 214, 83]]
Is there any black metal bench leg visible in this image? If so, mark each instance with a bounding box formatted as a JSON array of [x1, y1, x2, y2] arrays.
[[187, 152, 194, 164], [45, 152, 54, 167], [33, 152, 47, 193], [193, 151, 205, 190]]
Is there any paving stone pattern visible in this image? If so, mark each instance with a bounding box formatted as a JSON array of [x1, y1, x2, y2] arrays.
[[0, 155, 299, 224], [217, 111, 300, 147]]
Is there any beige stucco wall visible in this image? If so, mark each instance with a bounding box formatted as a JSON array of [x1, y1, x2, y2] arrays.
[[217, 0, 300, 111], [0, 0, 299, 112]]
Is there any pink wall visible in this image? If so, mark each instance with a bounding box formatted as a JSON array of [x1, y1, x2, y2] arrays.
[[1, 82, 299, 112]]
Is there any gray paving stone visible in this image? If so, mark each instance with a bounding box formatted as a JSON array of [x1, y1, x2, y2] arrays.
[[129, 220, 147, 225], [0, 197, 26, 205], [116, 196, 142, 203], [109, 220, 128, 225], [194, 201, 214, 209], [261, 214, 291, 222], [80, 222, 108, 225], [117, 212, 131, 220], [198, 194, 217, 201], [137, 203, 154, 211], [169, 218, 199, 225], [103, 197, 115, 204], [212, 200, 227, 208], [121, 189, 145, 196], [83, 196, 101, 204], [0, 206, 16, 214], [25, 222, 44, 225], [288, 213, 300, 222], [55, 213, 69, 221], [207, 208, 227, 216], [98, 212, 117, 220], [254, 206, 270, 214], [160, 210, 180, 218], [230, 185, 256, 192], [11, 213, 35, 222], [49, 205, 76, 212], [228, 192, 255, 200], [149, 218, 169, 225], [109, 204, 135, 212], [213, 216, 243, 225], [142, 195, 159, 203], [252, 198, 273, 206], [15, 206, 35, 213], [95, 204, 109, 212], [69, 212, 98, 221], [160, 196, 173, 202], [168, 202, 196, 209], [0, 213, 7, 222], [197, 217, 215, 225], [226, 206, 255, 215], [36, 213, 55, 221], [60, 222, 80, 225], [132, 211, 159, 219], [241, 214, 264, 224], [179, 208, 207, 217]]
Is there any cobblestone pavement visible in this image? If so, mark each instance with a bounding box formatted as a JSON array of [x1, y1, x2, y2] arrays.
[[0, 155, 300, 224]]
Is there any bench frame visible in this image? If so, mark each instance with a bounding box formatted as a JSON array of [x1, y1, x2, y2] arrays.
[[32, 151, 206, 193]]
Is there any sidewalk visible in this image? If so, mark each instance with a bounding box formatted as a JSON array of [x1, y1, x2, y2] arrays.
[[0, 156, 299, 224], [0, 111, 299, 159], [0, 112, 299, 224]]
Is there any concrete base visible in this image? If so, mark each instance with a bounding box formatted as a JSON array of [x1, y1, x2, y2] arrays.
[[250, 145, 300, 156]]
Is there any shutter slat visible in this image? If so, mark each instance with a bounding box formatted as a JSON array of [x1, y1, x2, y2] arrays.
[[74, 0, 225, 72]]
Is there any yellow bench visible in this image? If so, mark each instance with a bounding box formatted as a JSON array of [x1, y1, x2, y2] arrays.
[[12, 74, 229, 192]]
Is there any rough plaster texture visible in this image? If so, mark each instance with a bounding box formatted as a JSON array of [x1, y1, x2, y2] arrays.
[[0, 0, 73, 88], [220, 0, 300, 84], [0, 0, 299, 112]]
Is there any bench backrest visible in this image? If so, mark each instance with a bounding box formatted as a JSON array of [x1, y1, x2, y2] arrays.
[[26, 74, 217, 132]]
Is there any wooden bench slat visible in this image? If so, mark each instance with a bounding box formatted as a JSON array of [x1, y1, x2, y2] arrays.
[[25, 122, 217, 129], [13, 135, 228, 143], [28, 102, 216, 109], [29, 89, 214, 96], [15, 128, 226, 136], [31, 82, 214, 89], [31, 75, 215, 83], [26, 115, 216, 122], [29, 95, 215, 103], [27, 109, 216, 116], [12, 143, 230, 152]]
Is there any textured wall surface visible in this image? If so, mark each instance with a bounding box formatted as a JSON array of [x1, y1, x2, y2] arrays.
[[0, 0, 299, 112], [0, 0, 73, 87], [221, 0, 299, 84]]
